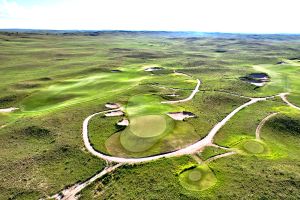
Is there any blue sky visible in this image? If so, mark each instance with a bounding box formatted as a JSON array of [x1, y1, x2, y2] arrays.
[[0, 0, 299, 33]]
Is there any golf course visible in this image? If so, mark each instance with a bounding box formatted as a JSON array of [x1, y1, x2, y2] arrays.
[[0, 31, 300, 200]]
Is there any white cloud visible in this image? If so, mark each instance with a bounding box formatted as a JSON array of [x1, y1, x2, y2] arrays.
[[0, 0, 299, 33]]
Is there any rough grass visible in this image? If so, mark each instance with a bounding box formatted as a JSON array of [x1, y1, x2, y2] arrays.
[[199, 146, 229, 161]]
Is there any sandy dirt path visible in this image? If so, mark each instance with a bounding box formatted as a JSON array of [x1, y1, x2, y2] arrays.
[[161, 79, 201, 104], [279, 93, 300, 111], [204, 152, 237, 163], [50, 163, 122, 200], [256, 113, 278, 140], [173, 70, 192, 78]]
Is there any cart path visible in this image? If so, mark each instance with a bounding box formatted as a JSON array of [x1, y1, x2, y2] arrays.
[[49, 163, 123, 200], [204, 151, 237, 163], [161, 79, 201, 104], [279, 93, 300, 111], [256, 112, 279, 140]]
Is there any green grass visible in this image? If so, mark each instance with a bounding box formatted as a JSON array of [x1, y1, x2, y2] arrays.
[[1, 31, 300, 199], [179, 165, 217, 191], [241, 139, 266, 154], [129, 115, 167, 137], [199, 146, 229, 161], [126, 94, 174, 116]]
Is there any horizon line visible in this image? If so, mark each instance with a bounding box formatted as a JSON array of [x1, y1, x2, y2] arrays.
[[1, 28, 300, 35]]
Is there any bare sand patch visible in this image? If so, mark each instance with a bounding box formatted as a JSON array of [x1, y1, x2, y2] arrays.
[[117, 118, 129, 126], [167, 111, 196, 121], [105, 103, 120, 109], [165, 94, 179, 97], [144, 67, 164, 72], [0, 107, 19, 113]]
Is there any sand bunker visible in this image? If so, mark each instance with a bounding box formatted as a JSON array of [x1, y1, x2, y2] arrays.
[[105, 103, 120, 109], [117, 118, 129, 126], [105, 111, 124, 117], [240, 73, 270, 87], [165, 94, 179, 97], [167, 111, 196, 121], [144, 67, 164, 72], [0, 107, 19, 113]]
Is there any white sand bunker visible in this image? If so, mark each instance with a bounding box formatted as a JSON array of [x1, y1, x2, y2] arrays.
[[105, 103, 120, 109], [165, 94, 179, 97], [105, 111, 124, 117], [144, 67, 164, 72], [0, 107, 19, 113], [167, 111, 196, 121], [117, 118, 129, 126]]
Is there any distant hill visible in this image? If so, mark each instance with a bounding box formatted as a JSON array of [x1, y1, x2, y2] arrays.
[[1, 29, 300, 40]]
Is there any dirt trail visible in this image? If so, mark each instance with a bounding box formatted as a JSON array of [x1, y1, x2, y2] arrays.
[[204, 152, 237, 163], [161, 79, 201, 104], [209, 144, 230, 150], [191, 154, 203, 164], [279, 93, 300, 111], [50, 164, 122, 200], [256, 113, 278, 140], [173, 70, 191, 78]]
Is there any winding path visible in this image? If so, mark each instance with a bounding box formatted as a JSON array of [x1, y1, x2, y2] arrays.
[[279, 93, 300, 111], [256, 113, 278, 140], [161, 79, 201, 104], [50, 164, 122, 200], [204, 151, 237, 163]]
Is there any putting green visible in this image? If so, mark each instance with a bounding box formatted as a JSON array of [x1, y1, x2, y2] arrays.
[[130, 115, 167, 137], [243, 140, 265, 154], [179, 165, 217, 191], [119, 128, 158, 152]]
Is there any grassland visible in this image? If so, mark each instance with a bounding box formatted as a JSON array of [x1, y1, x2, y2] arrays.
[[0, 31, 300, 199]]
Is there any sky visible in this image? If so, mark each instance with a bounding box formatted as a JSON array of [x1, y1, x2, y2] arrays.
[[0, 0, 299, 33]]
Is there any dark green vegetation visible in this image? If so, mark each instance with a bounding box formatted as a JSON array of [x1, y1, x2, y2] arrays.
[[0, 31, 300, 199], [80, 155, 300, 199]]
